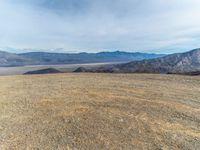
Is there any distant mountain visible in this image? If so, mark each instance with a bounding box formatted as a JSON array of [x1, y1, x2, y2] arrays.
[[0, 51, 34, 67], [24, 68, 62, 75], [77, 49, 200, 75], [0, 50, 164, 67], [19, 51, 164, 65]]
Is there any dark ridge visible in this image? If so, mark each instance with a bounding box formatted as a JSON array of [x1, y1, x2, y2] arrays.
[[184, 71, 200, 76], [168, 71, 200, 76], [24, 68, 63, 75]]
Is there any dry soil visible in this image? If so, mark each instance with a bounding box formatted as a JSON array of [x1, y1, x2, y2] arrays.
[[0, 73, 199, 150]]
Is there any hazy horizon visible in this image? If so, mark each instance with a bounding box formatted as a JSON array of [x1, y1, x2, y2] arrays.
[[1, 47, 199, 55], [1, 0, 200, 54]]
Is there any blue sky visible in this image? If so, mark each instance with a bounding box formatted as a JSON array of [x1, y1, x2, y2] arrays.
[[0, 0, 200, 53]]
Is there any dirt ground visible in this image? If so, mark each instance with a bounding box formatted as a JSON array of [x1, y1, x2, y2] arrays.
[[0, 73, 199, 150]]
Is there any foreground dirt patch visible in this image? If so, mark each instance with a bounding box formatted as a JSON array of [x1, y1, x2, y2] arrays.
[[0, 73, 199, 149]]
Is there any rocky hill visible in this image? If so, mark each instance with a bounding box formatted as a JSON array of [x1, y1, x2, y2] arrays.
[[24, 68, 62, 75], [77, 49, 200, 75]]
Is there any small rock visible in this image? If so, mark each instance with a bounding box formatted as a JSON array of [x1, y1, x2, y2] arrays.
[[119, 119, 124, 122]]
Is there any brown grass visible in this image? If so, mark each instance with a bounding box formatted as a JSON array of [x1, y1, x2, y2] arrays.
[[0, 73, 199, 150]]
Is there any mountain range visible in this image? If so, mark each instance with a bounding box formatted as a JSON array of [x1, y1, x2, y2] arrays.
[[75, 48, 200, 75], [0, 51, 164, 67], [1, 48, 200, 75]]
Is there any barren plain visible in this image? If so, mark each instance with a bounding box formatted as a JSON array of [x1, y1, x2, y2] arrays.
[[0, 73, 199, 149]]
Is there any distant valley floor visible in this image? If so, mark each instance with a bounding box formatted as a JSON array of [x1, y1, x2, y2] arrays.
[[0, 62, 126, 76]]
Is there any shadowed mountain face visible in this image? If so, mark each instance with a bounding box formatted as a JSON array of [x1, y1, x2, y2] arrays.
[[79, 49, 200, 75], [0, 51, 35, 67], [73, 67, 88, 73], [0, 51, 164, 67]]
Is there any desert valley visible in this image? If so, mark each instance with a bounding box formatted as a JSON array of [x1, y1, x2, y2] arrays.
[[1, 0, 200, 149]]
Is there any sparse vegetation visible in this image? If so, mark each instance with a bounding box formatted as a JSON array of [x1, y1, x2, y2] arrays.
[[0, 73, 199, 149]]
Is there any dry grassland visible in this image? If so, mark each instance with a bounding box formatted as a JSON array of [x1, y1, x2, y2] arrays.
[[0, 73, 199, 149]]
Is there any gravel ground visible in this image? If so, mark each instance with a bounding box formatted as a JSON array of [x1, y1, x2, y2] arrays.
[[0, 73, 199, 150]]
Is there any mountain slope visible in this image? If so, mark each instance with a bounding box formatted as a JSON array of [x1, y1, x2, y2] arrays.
[[0, 51, 35, 67], [82, 49, 200, 74]]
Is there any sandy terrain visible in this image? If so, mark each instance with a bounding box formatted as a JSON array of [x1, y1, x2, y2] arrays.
[[0, 73, 199, 149]]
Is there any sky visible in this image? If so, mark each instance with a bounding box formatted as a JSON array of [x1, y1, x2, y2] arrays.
[[0, 0, 200, 54]]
